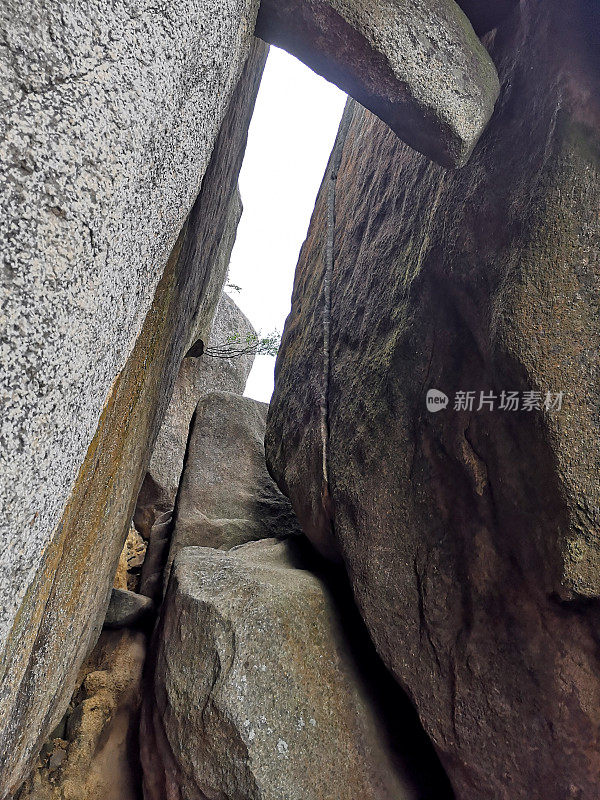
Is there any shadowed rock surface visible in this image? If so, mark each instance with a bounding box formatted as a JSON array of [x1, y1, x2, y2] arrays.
[[15, 630, 147, 800], [256, 0, 499, 167], [134, 292, 256, 540], [138, 512, 175, 605], [104, 590, 154, 630], [455, 0, 519, 34], [164, 392, 302, 588], [141, 539, 454, 800], [266, 1, 600, 797], [0, 0, 505, 790], [0, 37, 268, 798]]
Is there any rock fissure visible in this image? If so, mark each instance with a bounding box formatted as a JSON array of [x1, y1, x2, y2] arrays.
[[5, 1, 600, 798], [321, 101, 353, 493]]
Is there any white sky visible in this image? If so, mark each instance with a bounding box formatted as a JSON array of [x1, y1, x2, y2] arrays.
[[225, 46, 346, 403]]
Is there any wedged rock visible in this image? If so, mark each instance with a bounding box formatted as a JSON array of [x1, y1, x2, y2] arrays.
[[0, 32, 268, 797], [134, 292, 256, 539], [165, 392, 302, 587], [103, 589, 154, 630], [141, 539, 453, 800], [15, 629, 147, 800], [266, 2, 600, 797], [256, 0, 500, 167], [139, 513, 174, 604]]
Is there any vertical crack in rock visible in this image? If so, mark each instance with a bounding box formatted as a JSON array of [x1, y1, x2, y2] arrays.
[[265, 0, 600, 792], [321, 102, 353, 494]]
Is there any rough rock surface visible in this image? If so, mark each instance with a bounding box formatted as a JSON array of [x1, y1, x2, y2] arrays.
[[113, 525, 147, 594], [165, 392, 302, 585], [141, 539, 453, 800], [134, 292, 256, 539], [104, 589, 153, 630], [138, 512, 174, 604], [15, 629, 146, 800], [0, 37, 268, 797], [266, 2, 600, 797], [0, 0, 261, 663], [256, 0, 499, 167]]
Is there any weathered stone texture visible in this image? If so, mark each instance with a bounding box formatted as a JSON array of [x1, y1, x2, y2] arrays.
[[15, 629, 147, 800], [134, 291, 256, 539], [104, 589, 153, 630], [0, 32, 268, 797], [0, 0, 260, 655], [141, 539, 452, 800], [266, 1, 600, 797], [256, 0, 500, 166], [165, 392, 302, 586]]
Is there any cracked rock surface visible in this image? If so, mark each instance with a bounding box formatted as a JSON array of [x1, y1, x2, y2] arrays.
[[164, 392, 303, 585], [0, 7, 266, 789], [141, 538, 452, 800], [134, 292, 256, 540], [266, 0, 600, 796]]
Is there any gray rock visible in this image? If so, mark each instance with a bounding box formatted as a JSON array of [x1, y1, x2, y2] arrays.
[[134, 292, 256, 539], [0, 31, 268, 797], [138, 515, 173, 604], [165, 392, 302, 587], [0, 0, 261, 662], [103, 589, 154, 629], [256, 0, 500, 167], [266, 2, 600, 797], [140, 539, 452, 800]]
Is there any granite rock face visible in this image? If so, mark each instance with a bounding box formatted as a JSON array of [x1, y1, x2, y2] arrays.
[[141, 539, 452, 800], [0, 0, 504, 790], [266, 1, 600, 797], [0, 0, 261, 662], [256, 0, 500, 167], [134, 291, 256, 539], [165, 392, 302, 586], [0, 31, 268, 797]]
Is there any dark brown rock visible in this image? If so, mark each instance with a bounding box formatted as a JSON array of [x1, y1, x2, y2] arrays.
[[266, 2, 600, 797], [256, 0, 499, 168]]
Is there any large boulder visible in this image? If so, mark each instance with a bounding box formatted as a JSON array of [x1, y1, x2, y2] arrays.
[[164, 392, 302, 585], [134, 292, 256, 539], [141, 539, 452, 800], [0, 26, 268, 795], [0, 0, 262, 677], [266, 1, 600, 797], [256, 0, 500, 167]]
